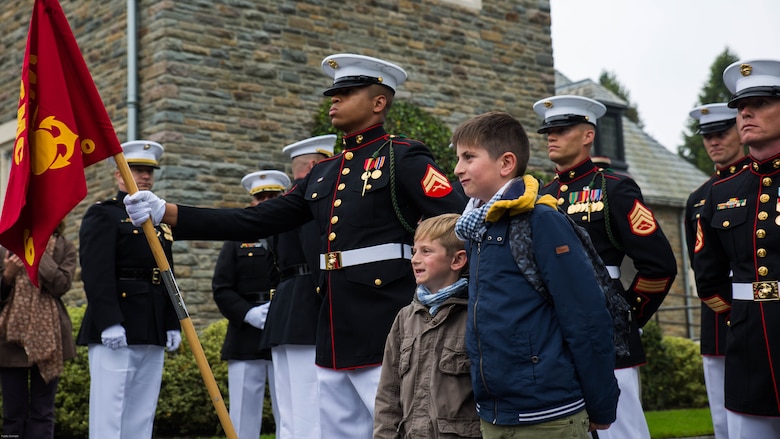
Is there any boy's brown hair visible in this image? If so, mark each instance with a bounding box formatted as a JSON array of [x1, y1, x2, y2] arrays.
[[451, 111, 530, 176], [414, 213, 464, 257]]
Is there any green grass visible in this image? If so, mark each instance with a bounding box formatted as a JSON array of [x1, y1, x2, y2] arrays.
[[193, 410, 713, 439], [645, 407, 714, 439]]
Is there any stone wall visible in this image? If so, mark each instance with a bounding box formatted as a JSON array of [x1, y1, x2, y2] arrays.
[[1, 0, 555, 328]]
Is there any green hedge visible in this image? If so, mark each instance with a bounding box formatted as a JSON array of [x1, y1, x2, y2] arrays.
[[640, 321, 708, 411], [0, 305, 275, 438]]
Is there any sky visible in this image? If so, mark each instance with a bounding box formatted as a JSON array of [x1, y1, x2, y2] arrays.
[[549, 0, 780, 153]]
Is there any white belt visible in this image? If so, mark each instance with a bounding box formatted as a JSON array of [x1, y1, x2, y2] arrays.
[[733, 281, 780, 301], [320, 243, 412, 270], [606, 266, 620, 280]]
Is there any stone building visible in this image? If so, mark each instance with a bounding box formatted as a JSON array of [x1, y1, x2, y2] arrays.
[[0, 0, 556, 328]]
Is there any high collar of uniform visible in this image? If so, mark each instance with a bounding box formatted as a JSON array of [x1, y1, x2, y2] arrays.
[[555, 159, 597, 183], [342, 124, 387, 150], [715, 156, 750, 178], [749, 152, 780, 175]]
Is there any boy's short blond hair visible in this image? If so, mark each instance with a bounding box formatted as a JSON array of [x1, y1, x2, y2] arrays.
[[451, 111, 530, 176], [414, 213, 464, 256]]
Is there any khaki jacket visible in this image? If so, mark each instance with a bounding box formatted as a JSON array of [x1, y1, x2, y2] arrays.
[[374, 289, 480, 438]]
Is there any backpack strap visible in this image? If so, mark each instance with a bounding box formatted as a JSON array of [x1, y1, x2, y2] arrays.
[[508, 197, 632, 357]]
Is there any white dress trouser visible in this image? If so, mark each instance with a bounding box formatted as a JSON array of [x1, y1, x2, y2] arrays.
[[597, 366, 651, 439], [271, 345, 320, 439], [703, 355, 729, 438], [88, 344, 164, 439], [228, 359, 278, 439], [317, 365, 381, 439], [727, 411, 780, 438]]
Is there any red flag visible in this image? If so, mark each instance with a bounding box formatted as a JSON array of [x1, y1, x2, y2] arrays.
[[0, 0, 122, 286]]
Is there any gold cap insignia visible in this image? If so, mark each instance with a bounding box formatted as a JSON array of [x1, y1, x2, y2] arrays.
[[584, 116, 589, 121], [327, 59, 339, 69], [544, 101, 553, 108], [701, 108, 710, 115], [144, 143, 151, 150], [377, 76, 383, 83], [740, 63, 753, 76]]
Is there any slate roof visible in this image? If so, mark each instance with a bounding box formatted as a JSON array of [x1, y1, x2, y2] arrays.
[[555, 73, 709, 208]]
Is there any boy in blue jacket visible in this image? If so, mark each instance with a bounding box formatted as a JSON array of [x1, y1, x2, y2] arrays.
[[452, 111, 619, 438]]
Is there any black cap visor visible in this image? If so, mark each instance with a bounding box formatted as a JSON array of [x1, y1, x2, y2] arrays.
[[727, 86, 780, 108], [537, 114, 592, 134], [323, 75, 393, 96], [698, 118, 736, 135]]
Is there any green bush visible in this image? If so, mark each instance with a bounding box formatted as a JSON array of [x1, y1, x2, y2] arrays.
[[13, 306, 277, 437], [312, 99, 456, 179], [640, 321, 708, 410]]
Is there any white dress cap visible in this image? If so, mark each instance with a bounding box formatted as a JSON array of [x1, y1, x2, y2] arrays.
[[688, 103, 737, 134], [283, 134, 337, 159], [114, 140, 164, 168], [241, 170, 291, 195], [532, 95, 607, 134], [321, 53, 407, 96], [723, 59, 780, 107]]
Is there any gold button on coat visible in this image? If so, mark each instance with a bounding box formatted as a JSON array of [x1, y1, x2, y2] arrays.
[[758, 266, 769, 276], [763, 177, 773, 186], [311, 192, 318, 199], [345, 152, 354, 160], [342, 168, 350, 175], [761, 194, 771, 203], [757, 229, 767, 239], [722, 221, 730, 228], [560, 184, 569, 192], [759, 211, 769, 221], [757, 248, 767, 258], [121, 292, 127, 298], [374, 278, 382, 286], [334, 199, 342, 207], [338, 183, 345, 190], [331, 216, 339, 224], [328, 232, 336, 241]]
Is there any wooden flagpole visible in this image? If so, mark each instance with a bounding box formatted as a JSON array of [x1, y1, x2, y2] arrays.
[[114, 152, 237, 439]]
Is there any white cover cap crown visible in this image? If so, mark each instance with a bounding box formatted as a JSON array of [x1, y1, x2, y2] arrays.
[[723, 59, 780, 107], [241, 170, 291, 195], [111, 140, 164, 168], [321, 53, 407, 96], [283, 134, 336, 159], [689, 103, 737, 134], [532, 95, 607, 134]]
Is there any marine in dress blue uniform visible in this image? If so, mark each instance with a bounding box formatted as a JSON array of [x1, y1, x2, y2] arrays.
[[124, 54, 467, 439], [77, 140, 180, 439], [260, 135, 335, 439], [212, 170, 289, 439], [535, 96, 677, 439], [685, 103, 747, 439], [694, 59, 780, 438]]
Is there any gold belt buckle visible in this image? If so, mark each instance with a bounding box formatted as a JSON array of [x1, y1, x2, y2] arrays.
[[324, 251, 342, 271], [753, 281, 779, 301], [152, 268, 161, 285]]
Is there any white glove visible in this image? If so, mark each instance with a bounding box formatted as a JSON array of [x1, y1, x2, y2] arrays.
[[100, 324, 128, 350], [244, 303, 271, 330], [124, 191, 166, 227], [166, 330, 182, 352]]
